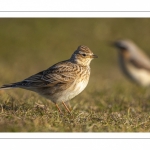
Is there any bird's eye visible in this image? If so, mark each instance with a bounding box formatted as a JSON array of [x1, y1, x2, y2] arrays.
[[82, 54, 86, 57]]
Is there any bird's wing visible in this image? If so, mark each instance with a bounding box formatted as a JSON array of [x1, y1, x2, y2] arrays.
[[20, 61, 77, 88], [129, 54, 150, 71]]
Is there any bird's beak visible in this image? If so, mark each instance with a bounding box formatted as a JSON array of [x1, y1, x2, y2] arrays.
[[91, 54, 98, 58]]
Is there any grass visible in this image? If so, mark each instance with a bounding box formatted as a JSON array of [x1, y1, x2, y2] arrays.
[[0, 18, 150, 132]]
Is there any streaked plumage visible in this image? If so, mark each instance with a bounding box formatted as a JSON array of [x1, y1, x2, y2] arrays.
[[0, 45, 97, 114], [113, 39, 150, 86]]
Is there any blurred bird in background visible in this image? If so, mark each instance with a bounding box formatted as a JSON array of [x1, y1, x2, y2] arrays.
[[113, 39, 150, 87]]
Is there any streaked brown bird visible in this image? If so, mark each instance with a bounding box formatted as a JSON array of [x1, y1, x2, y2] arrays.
[[113, 39, 150, 86], [0, 45, 98, 114]]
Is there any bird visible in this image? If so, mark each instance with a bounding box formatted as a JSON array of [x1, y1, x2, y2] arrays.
[[0, 45, 98, 114], [113, 39, 150, 87]]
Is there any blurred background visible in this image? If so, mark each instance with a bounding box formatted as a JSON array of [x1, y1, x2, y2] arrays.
[[1, 18, 150, 88]]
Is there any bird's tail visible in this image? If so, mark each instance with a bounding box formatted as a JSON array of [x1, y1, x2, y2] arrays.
[[0, 82, 21, 90]]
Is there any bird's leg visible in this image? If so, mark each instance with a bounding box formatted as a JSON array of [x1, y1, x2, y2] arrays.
[[55, 103, 62, 114], [66, 101, 72, 111], [62, 101, 72, 115]]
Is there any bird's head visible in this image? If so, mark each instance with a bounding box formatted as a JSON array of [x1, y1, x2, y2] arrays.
[[70, 45, 98, 66], [113, 39, 139, 59]]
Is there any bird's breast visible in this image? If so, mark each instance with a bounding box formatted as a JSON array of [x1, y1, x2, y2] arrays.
[[66, 74, 90, 100], [56, 71, 90, 103]]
